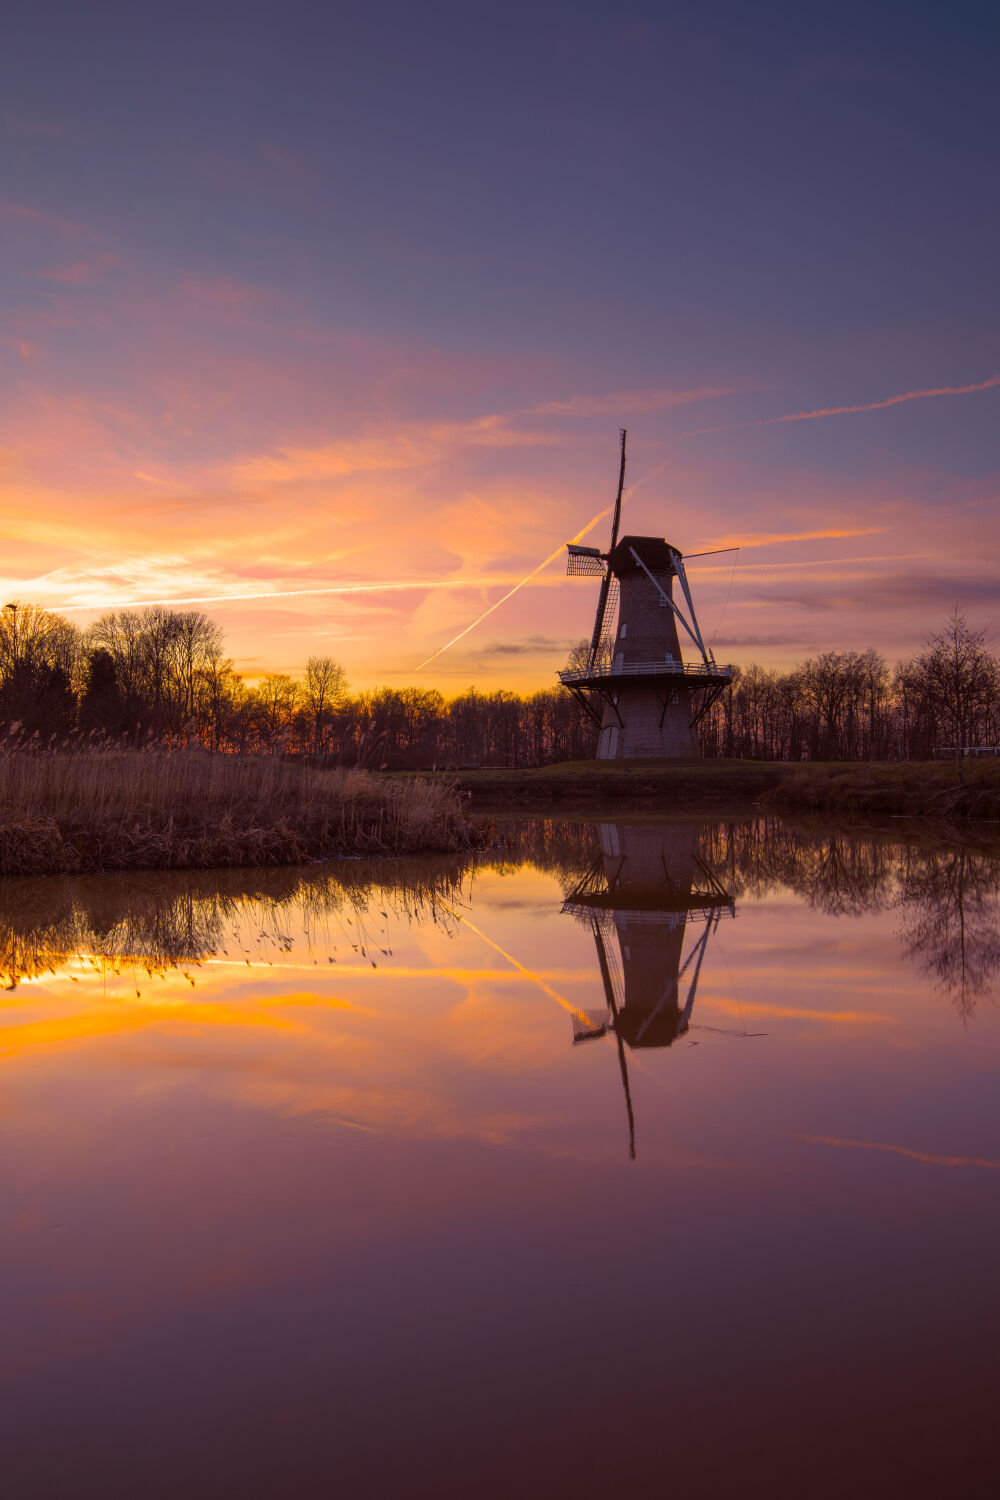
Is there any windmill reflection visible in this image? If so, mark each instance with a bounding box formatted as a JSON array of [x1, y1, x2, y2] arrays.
[[563, 822, 736, 1158]]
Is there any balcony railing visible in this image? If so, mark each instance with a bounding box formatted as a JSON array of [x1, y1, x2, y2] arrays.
[[558, 660, 733, 685]]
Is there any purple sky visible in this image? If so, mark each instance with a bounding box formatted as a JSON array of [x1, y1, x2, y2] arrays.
[[2, 0, 998, 687]]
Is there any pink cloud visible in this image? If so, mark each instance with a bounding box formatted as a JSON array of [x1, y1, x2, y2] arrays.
[[526, 384, 740, 418], [0, 197, 95, 240], [2, 112, 90, 142], [179, 277, 280, 316], [35, 253, 123, 285]]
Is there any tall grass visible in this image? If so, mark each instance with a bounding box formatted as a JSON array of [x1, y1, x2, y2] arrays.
[[0, 748, 479, 875]]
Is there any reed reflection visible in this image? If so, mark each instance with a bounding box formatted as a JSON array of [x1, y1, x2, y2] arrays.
[[563, 822, 737, 1158], [0, 857, 470, 992], [1, 820, 998, 1027]]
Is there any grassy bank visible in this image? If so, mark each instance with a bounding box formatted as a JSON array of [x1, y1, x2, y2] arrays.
[[0, 751, 479, 876], [449, 758, 792, 810], [450, 757, 1000, 820], [759, 759, 1000, 819]]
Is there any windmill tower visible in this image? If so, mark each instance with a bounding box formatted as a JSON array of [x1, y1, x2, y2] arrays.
[[563, 820, 737, 1158], [559, 430, 733, 758]]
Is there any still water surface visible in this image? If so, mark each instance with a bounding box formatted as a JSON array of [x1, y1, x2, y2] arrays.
[[2, 818, 999, 1498]]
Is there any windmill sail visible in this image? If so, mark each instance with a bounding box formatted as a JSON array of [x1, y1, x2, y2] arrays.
[[609, 426, 626, 552], [587, 429, 627, 666]]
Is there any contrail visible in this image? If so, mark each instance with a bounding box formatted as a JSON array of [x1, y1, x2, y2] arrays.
[[413, 498, 622, 670], [676, 373, 1000, 440], [411, 455, 790, 671], [52, 574, 565, 614], [413, 458, 677, 670], [435, 899, 595, 1027], [413, 550, 566, 669]]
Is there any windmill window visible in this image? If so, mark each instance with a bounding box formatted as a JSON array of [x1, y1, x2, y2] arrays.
[[619, 623, 627, 638], [670, 691, 679, 704], [665, 652, 673, 663]]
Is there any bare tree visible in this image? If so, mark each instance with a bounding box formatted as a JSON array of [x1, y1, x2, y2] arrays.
[[170, 611, 223, 726], [0, 602, 79, 687], [304, 655, 348, 754], [258, 673, 301, 748], [86, 610, 147, 708], [911, 610, 1000, 776]]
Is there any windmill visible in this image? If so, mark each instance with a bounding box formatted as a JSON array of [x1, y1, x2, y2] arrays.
[[559, 429, 734, 758], [563, 821, 742, 1159]]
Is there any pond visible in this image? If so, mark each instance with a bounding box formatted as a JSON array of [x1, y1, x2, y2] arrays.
[[2, 817, 999, 1498]]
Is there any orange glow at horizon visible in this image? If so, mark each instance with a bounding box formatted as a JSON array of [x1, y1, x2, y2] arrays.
[[1, 340, 998, 687]]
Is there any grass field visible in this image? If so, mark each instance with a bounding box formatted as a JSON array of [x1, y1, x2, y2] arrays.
[[0, 751, 479, 876]]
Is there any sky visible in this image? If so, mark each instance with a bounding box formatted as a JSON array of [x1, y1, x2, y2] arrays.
[[1, 0, 998, 691]]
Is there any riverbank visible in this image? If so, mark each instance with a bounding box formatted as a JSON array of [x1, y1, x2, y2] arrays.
[[449, 758, 791, 810], [759, 758, 1000, 819], [0, 752, 479, 876], [6, 753, 995, 878], [448, 757, 1000, 820]]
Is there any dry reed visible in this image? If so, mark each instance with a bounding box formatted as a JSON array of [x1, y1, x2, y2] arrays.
[[0, 749, 479, 875]]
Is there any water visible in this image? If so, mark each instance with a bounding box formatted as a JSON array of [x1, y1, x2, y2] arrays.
[[2, 818, 999, 1498]]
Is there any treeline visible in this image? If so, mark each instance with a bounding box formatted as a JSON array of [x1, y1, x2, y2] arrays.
[[0, 600, 995, 765], [0, 602, 595, 765], [699, 614, 1000, 761]]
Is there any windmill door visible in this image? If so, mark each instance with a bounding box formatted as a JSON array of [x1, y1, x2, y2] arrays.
[[598, 723, 619, 759]]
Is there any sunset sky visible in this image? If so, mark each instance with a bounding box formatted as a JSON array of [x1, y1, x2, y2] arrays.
[[2, 0, 998, 691]]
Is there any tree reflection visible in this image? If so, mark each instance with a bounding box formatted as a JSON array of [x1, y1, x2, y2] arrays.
[[896, 849, 1000, 1018]]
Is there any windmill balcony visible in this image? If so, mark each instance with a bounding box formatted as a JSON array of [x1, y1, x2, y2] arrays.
[[558, 660, 733, 686]]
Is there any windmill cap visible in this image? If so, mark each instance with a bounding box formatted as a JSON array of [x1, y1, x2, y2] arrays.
[[606, 535, 681, 576]]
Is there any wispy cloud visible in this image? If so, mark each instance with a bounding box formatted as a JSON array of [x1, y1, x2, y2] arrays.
[[794, 1133, 1000, 1171], [228, 414, 555, 487], [689, 551, 931, 575], [0, 196, 95, 240], [677, 374, 1000, 439], [525, 385, 737, 418], [480, 634, 574, 656], [35, 253, 123, 285], [697, 526, 885, 550], [226, 385, 736, 489], [2, 111, 89, 142]]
